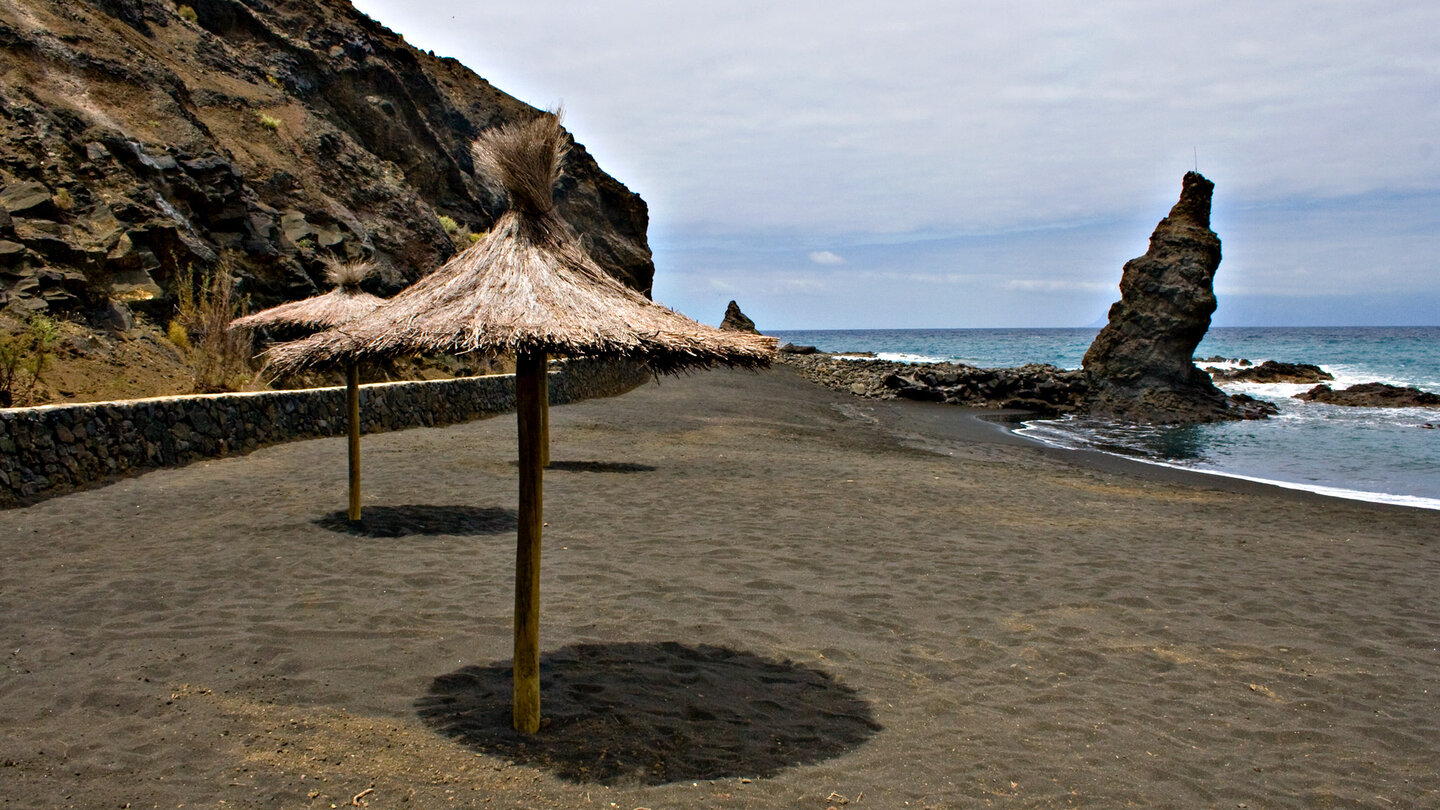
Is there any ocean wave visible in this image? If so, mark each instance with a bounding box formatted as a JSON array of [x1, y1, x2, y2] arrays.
[[1322, 365, 1440, 391], [1207, 362, 1437, 394], [1214, 379, 1323, 400], [1209, 363, 1440, 404], [1158, 465, 1440, 511], [873, 352, 949, 364]]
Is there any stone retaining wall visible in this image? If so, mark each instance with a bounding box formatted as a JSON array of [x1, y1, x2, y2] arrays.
[[0, 358, 651, 507]]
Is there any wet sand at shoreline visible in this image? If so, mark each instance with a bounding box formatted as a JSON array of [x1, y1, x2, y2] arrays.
[[2, 367, 1436, 808]]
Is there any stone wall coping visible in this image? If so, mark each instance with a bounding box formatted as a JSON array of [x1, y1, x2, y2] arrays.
[[1, 362, 581, 415], [1, 358, 650, 507]]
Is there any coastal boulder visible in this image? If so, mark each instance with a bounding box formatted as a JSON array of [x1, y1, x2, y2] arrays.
[[720, 300, 758, 333], [799, 356, 1090, 414], [1295, 383, 1440, 408], [1082, 173, 1272, 423], [779, 343, 818, 354]]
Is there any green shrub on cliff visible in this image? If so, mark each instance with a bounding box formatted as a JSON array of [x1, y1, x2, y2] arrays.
[[0, 315, 59, 408], [172, 260, 252, 393], [166, 319, 191, 350]]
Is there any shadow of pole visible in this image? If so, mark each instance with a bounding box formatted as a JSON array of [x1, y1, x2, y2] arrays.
[[314, 505, 518, 537], [416, 641, 881, 786], [516, 460, 658, 473]]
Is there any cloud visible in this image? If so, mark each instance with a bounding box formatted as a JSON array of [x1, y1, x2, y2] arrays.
[[369, 0, 1440, 236], [354, 0, 1440, 326]]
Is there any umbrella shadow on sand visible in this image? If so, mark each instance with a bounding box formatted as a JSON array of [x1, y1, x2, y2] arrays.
[[314, 505, 517, 538], [415, 641, 881, 786]]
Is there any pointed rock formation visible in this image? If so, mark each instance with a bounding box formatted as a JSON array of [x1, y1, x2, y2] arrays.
[[1083, 172, 1272, 423], [719, 300, 758, 333]]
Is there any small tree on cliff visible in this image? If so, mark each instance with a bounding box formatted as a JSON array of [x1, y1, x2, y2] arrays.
[[0, 315, 59, 407]]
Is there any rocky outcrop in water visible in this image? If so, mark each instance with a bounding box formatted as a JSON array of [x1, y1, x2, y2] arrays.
[[882, 364, 1089, 414], [1082, 173, 1271, 423], [1197, 355, 1252, 367], [1296, 383, 1440, 408], [719, 300, 757, 333], [0, 0, 653, 324], [780, 352, 1089, 415], [1209, 361, 1333, 384]]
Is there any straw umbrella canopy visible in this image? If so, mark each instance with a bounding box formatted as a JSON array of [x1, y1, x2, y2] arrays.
[[267, 111, 775, 733], [266, 122, 774, 374], [231, 259, 385, 521], [231, 259, 386, 334]]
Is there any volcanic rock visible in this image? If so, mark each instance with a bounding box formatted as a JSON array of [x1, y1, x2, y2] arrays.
[[0, 182, 58, 218], [1209, 361, 1333, 384], [719, 300, 758, 333], [1082, 173, 1271, 422], [0, 239, 23, 263], [780, 352, 1090, 415], [1197, 355, 1252, 366], [1295, 383, 1440, 408]]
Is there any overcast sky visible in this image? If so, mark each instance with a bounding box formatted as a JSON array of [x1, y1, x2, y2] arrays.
[[352, 0, 1439, 328]]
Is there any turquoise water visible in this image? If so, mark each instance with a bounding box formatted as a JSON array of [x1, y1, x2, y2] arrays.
[[771, 327, 1440, 509]]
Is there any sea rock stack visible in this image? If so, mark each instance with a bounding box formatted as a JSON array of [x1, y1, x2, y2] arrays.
[[720, 300, 758, 333], [1083, 173, 1271, 423]]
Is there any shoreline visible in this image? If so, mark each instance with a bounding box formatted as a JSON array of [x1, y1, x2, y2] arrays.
[[849, 392, 1435, 515], [1003, 414, 1440, 512], [2, 365, 1437, 808], [777, 348, 1440, 512]]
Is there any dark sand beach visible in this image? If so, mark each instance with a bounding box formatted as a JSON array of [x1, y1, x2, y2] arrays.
[[2, 367, 1437, 808]]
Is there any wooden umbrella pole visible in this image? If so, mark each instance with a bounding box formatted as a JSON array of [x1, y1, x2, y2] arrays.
[[540, 355, 550, 468], [512, 350, 546, 733], [346, 361, 362, 522]]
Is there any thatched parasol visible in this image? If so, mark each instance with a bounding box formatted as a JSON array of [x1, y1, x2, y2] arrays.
[[230, 260, 385, 333], [268, 111, 775, 733], [231, 260, 385, 521]]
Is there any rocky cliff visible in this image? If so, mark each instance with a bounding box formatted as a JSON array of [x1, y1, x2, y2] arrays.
[[0, 0, 653, 368], [1082, 172, 1271, 423]]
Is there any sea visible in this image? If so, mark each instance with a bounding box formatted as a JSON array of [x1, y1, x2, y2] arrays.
[[769, 327, 1440, 511]]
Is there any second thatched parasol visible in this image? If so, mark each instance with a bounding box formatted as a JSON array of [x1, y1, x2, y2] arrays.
[[267, 111, 775, 733], [231, 259, 385, 521]]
